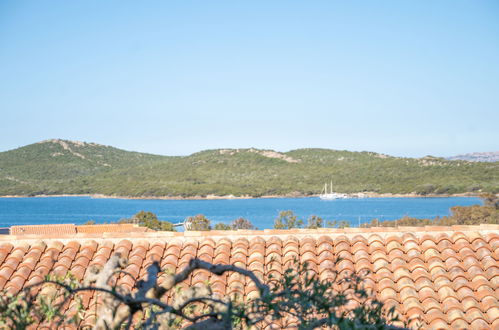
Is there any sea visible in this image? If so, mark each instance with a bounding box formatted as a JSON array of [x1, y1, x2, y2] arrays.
[[0, 196, 482, 229]]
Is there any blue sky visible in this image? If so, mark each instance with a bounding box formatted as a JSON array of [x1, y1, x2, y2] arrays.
[[1, 1, 498, 157]]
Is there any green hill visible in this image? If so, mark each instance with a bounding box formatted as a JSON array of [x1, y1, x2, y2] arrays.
[[0, 140, 497, 197], [0, 139, 166, 195]]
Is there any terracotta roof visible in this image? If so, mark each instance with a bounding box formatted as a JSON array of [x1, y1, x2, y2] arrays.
[[76, 224, 151, 233], [0, 225, 498, 329], [10, 224, 76, 235], [9, 223, 151, 236]]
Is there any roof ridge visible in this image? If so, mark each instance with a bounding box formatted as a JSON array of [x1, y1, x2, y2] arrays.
[[1, 224, 498, 242]]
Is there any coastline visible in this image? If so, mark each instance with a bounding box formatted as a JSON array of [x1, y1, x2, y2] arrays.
[[0, 192, 479, 200]]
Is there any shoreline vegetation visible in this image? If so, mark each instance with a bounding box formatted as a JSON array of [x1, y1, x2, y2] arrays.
[[0, 192, 481, 200], [0, 140, 497, 198], [99, 193, 498, 232]]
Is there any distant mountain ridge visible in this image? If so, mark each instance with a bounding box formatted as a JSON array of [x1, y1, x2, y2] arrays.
[[0, 139, 497, 197], [447, 152, 499, 163]]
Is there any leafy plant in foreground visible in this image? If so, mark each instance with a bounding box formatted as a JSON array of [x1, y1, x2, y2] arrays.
[[0, 255, 406, 329]]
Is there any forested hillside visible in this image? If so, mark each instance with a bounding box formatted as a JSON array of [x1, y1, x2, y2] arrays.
[[0, 140, 497, 197]]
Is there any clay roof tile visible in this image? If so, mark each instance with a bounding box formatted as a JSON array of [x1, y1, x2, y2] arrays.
[[449, 318, 468, 329], [393, 267, 412, 282], [427, 317, 448, 329], [487, 307, 499, 326], [485, 232, 499, 245], [266, 236, 282, 247], [475, 246, 492, 261], [420, 297, 440, 314], [282, 243, 299, 256], [265, 244, 282, 256], [354, 259, 372, 273], [198, 238, 216, 248], [366, 234, 383, 244], [470, 318, 490, 329], [420, 235, 437, 247], [451, 231, 469, 243], [384, 235, 401, 244], [347, 234, 364, 244], [232, 237, 249, 247], [372, 258, 390, 273], [386, 240, 404, 253], [368, 240, 385, 254], [317, 248, 334, 260], [351, 242, 368, 254], [352, 248, 370, 261], [212, 242, 230, 255], [399, 286, 419, 302], [0, 242, 13, 252], [214, 237, 230, 247], [406, 258, 425, 273], [379, 287, 398, 302], [401, 232, 418, 243], [388, 255, 406, 268], [213, 253, 230, 265], [249, 236, 266, 245]]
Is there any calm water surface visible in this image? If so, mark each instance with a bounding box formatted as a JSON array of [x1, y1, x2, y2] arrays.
[[0, 196, 482, 229]]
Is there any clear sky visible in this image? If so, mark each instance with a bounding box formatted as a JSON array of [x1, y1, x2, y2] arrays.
[[1, 1, 498, 157]]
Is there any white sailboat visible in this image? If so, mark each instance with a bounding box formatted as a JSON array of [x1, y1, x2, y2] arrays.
[[319, 181, 347, 200]]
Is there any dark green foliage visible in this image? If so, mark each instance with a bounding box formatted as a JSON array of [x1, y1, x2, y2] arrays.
[[306, 215, 323, 229], [239, 259, 401, 329], [481, 193, 499, 209], [230, 217, 255, 230], [361, 195, 498, 227], [214, 218, 255, 230], [119, 211, 176, 231], [274, 212, 353, 230], [415, 184, 436, 195], [444, 205, 498, 225], [0, 273, 83, 329], [274, 210, 304, 229], [0, 140, 497, 197], [326, 220, 351, 228], [186, 214, 211, 231], [214, 223, 232, 230]]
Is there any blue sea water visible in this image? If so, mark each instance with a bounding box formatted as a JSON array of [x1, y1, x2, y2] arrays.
[[0, 196, 482, 229]]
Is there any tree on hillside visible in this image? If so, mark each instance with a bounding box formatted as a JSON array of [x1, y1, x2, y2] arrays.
[[481, 193, 499, 209], [0, 255, 402, 329], [415, 184, 436, 195]]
